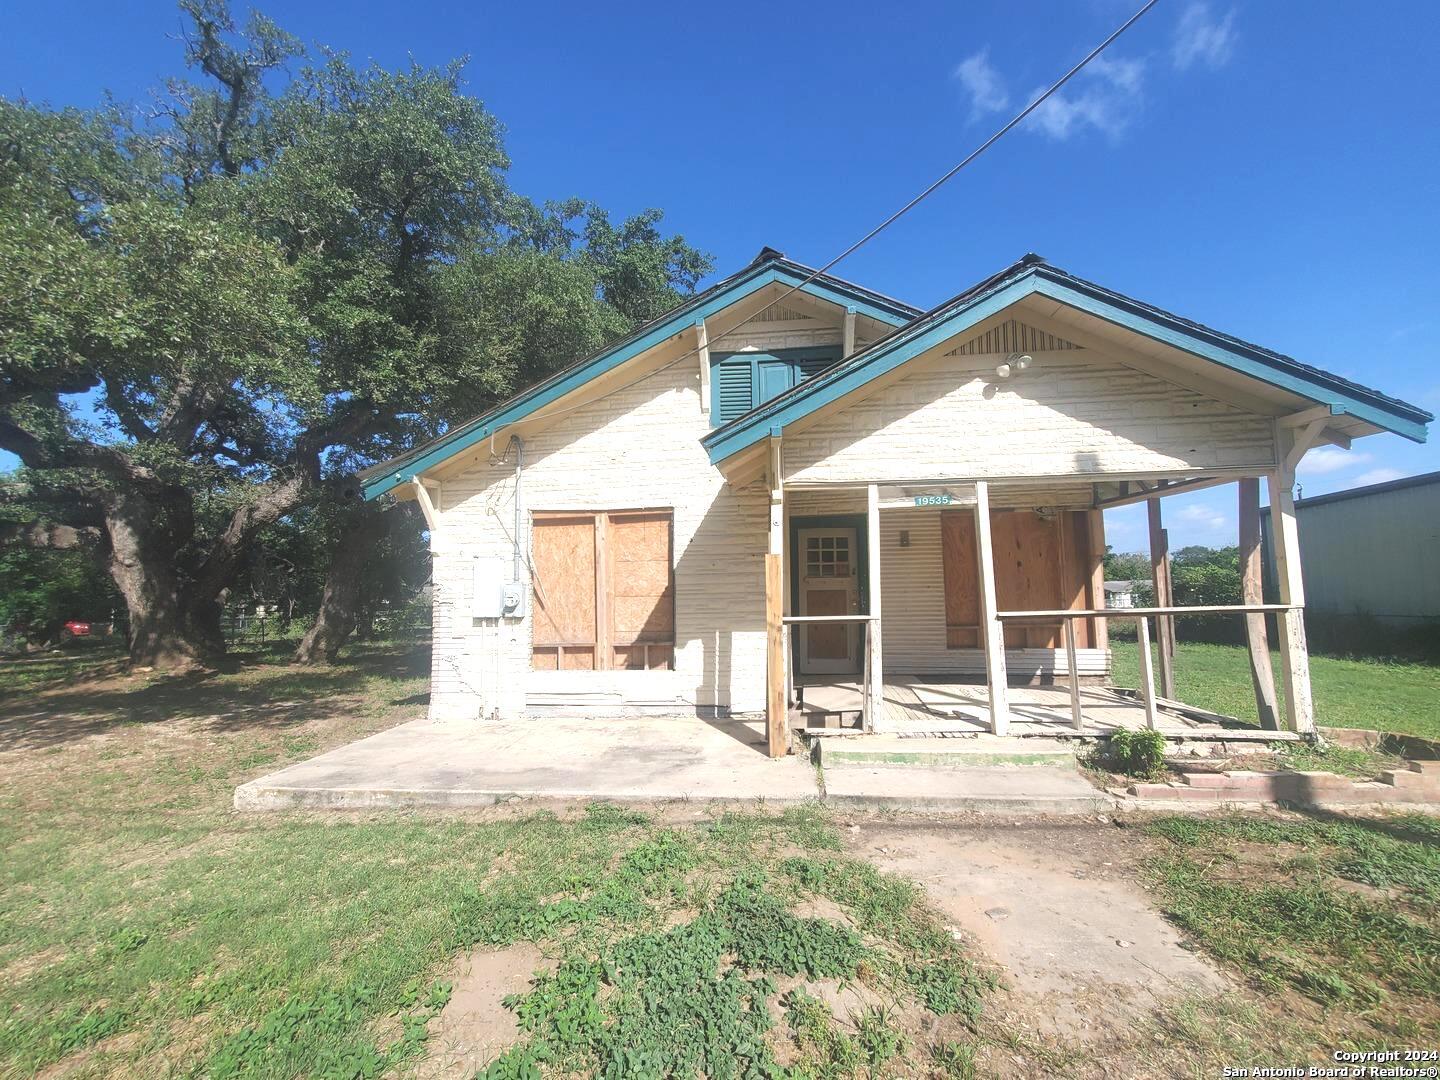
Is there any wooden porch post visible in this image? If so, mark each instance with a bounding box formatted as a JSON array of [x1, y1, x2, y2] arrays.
[[1086, 509, 1108, 653], [1268, 462, 1316, 734], [1146, 498, 1176, 699], [973, 481, 1010, 735], [865, 483, 883, 732], [765, 437, 787, 757], [1238, 477, 1280, 729]]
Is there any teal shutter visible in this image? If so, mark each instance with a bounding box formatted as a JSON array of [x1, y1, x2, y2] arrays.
[[709, 347, 841, 426], [714, 357, 755, 424], [793, 353, 834, 381]]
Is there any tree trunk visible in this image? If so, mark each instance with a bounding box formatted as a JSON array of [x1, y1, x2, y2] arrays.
[[103, 492, 208, 670], [295, 503, 388, 665]]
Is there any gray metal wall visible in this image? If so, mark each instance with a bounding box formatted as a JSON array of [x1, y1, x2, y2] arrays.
[[1263, 476, 1440, 623]]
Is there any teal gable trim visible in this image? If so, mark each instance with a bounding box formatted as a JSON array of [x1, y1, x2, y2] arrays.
[[360, 263, 914, 500], [703, 269, 1430, 464], [1031, 276, 1430, 443], [703, 276, 1039, 464]]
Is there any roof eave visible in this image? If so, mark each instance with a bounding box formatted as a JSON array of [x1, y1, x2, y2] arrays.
[[703, 267, 1431, 464], [359, 258, 918, 500]]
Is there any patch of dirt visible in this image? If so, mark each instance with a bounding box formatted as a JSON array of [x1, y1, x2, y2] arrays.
[[841, 817, 1230, 1046], [791, 893, 854, 929], [415, 942, 557, 1077]]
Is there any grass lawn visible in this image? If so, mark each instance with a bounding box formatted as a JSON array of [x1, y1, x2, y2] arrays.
[[1110, 641, 1440, 739], [0, 642, 991, 1077], [1141, 812, 1440, 1045], [3, 639, 1439, 1076]]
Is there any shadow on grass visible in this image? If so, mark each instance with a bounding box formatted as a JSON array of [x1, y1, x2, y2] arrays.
[[1290, 802, 1440, 849], [0, 640, 431, 754]]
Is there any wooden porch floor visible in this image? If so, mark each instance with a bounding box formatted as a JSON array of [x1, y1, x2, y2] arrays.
[[794, 677, 1290, 739]]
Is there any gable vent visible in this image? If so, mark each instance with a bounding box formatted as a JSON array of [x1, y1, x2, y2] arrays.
[[951, 319, 1081, 355], [750, 301, 815, 323]]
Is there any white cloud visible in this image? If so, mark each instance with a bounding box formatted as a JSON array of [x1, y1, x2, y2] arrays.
[[954, 49, 1010, 118], [1352, 467, 1406, 487], [1297, 446, 1370, 476], [1024, 53, 1147, 141], [1173, 2, 1238, 70], [1173, 503, 1231, 539]]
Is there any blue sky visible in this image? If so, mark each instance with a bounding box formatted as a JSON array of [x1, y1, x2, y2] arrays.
[[5, 0, 1438, 552]]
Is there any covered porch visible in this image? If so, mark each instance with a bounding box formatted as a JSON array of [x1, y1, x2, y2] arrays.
[[757, 463, 1319, 757]]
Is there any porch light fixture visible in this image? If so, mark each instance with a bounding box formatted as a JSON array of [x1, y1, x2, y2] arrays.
[[996, 353, 1032, 379]]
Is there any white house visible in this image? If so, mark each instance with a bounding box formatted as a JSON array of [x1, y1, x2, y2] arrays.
[[359, 248, 1431, 754]]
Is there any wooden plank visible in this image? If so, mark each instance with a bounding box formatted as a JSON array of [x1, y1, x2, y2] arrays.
[[1238, 477, 1280, 730], [1085, 509, 1108, 652], [973, 482, 1010, 735], [992, 511, 1065, 648], [842, 307, 857, 357], [999, 604, 1294, 618], [765, 553, 787, 757], [941, 511, 980, 648], [1092, 474, 1233, 509], [594, 512, 610, 669], [531, 517, 597, 660], [1136, 616, 1159, 730], [1064, 618, 1083, 730], [1147, 499, 1176, 698], [608, 513, 675, 667], [1269, 456, 1316, 733], [865, 484, 883, 732]]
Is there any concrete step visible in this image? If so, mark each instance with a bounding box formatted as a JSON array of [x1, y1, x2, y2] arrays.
[[818, 734, 1078, 769], [822, 762, 1110, 814]]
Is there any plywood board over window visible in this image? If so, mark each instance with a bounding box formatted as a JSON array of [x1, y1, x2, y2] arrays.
[[942, 509, 1101, 650], [531, 510, 674, 671]]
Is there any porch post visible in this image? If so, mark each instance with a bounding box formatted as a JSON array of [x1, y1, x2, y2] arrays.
[[1268, 456, 1316, 734], [1146, 498, 1176, 698], [865, 483, 883, 732], [765, 436, 787, 756], [1238, 477, 1280, 729], [973, 481, 1010, 735]]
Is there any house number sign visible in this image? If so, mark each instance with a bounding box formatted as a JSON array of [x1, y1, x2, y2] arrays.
[[876, 485, 977, 510]]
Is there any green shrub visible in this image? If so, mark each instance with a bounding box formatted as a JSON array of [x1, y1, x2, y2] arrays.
[[1105, 728, 1168, 779]]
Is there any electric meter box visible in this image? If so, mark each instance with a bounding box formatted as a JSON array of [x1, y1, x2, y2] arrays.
[[471, 559, 527, 620]]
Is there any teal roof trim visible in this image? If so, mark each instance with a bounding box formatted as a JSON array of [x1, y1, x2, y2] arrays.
[[702, 263, 1431, 464], [360, 258, 917, 500]]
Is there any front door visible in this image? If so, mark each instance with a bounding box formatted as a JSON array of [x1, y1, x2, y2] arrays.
[[797, 526, 861, 675]]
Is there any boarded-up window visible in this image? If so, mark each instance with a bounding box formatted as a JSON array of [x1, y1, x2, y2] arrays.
[[531, 510, 674, 671], [942, 510, 1099, 650]]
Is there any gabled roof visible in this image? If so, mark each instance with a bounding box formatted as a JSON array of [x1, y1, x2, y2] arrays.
[[702, 255, 1433, 465], [359, 248, 920, 500]]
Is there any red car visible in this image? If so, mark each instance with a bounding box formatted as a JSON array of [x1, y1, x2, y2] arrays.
[[63, 620, 92, 637]]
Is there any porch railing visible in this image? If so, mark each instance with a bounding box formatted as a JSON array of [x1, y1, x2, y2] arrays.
[[781, 614, 878, 732], [996, 604, 1297, 731]]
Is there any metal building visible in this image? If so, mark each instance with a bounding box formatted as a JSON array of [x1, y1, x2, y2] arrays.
[[1263, 471, 1440, 625]]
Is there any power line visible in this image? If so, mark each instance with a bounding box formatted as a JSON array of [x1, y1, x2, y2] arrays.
[[754, 0, 1162, 323], [514, 0, 1162, 432]]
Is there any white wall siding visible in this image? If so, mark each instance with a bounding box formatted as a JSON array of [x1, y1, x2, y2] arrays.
[[784, 350, 1277, 484], [431, 361, 770, 720]]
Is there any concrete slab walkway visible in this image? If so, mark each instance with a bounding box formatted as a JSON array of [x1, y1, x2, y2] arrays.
[[235, 714, 1120, 814], [234, 715, 819, 810]]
